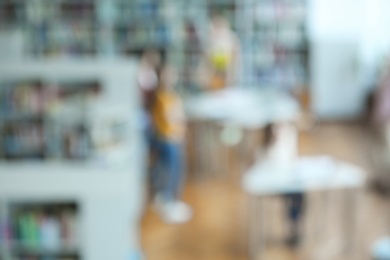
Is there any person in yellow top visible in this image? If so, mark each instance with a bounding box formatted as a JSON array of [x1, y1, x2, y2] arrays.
[[152, 79, 185, 142], [151, 65, 192, 224]]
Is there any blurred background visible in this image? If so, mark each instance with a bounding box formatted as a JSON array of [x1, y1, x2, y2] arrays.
[[1, 0, 390, 260]]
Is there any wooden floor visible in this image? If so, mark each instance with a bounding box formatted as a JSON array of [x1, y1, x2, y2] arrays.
[[141, 124, 389, 260]]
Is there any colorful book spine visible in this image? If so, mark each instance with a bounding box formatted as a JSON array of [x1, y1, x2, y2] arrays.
[[13, 208, 78, 251]]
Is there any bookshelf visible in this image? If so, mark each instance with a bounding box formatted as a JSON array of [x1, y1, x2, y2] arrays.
[[0, 79, 123, 162], [0, 60, 145, 260], [0, 0, 180, 58], [173, 0, 309, 93], [111, 0, 181, 55], [23, 0, 96, 57], [0, 0, 310, 92], [0, 80, 100, 161], [247, 0, 309, 90]]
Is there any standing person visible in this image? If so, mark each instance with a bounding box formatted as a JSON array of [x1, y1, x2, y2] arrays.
[[151, 65, 193, 224], [137, 50, 161, 141], [137, 50, 161, 193], [200, 15, 241, 91]]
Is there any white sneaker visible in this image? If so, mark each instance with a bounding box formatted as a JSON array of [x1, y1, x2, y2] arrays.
[[160, 201, 193, 224]]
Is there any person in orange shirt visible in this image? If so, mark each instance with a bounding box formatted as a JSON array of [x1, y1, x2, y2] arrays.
[[151, 65, 192, 224]]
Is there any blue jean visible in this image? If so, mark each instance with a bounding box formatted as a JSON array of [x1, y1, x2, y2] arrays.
[[285, 193, 304, 221], [153, 138, 185, 202]]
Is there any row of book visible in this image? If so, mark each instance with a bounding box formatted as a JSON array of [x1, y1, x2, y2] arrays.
[[0, 82, 50, 116], [0, 0, 179, 24], [255, 63, 307, 89], [28, 22, 97, 57], [116, 2, 176, 21], [1, 206, 79, 251], [252, 46, 307, 63], [0, 81, 100, 116], [0, 0, 239, 57], [249, 0, 308, 89], [1, 123, 91, 160], [29, 26, 173, 57], [2, 123, 45, 159], [0, 81, 99, 160], [252, 29, 305, 48], [254, 1, 306, 23], [0, 205, 80, 260], [115, 24, 171, 49]]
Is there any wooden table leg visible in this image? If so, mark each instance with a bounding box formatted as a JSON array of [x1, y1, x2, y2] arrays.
[[345, 188, 363, 260], [248, 195, 268, 260], [248, 194, 258, 259], [259, 197, 267, 260]]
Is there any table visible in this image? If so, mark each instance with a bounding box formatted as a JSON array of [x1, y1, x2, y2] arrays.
[[185, 88, 300, 180], [242, 156, 366, 259], [372, 237, 390, 260], [185, 87, 300, 129]]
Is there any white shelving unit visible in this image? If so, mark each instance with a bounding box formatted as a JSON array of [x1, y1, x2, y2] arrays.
[[0, 163, 144, 260], [0, 60, 146, 260]]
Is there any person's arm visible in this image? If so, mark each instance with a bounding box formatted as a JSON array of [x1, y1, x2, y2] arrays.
[[196, 57, 210, 90]]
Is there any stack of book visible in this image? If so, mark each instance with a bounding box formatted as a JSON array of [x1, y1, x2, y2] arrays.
[[0, 203, 80, 260], [10, 204, 79, 252], [0, 80, 101, 161]]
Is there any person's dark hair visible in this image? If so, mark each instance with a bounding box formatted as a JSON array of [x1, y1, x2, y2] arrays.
[[263, 123, 276, 148]]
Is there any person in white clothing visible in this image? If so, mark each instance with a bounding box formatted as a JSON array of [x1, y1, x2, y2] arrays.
[[259, 122, 304, 247]]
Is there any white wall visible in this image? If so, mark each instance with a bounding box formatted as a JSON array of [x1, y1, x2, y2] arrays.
[[308, 0, 363, 41], [308, 0, 390, 119], [361, 0, 390, 72]]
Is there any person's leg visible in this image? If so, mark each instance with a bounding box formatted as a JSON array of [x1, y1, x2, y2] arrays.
[[145, 114, 159, 198], [158, 141, 186, 201], [162, 141, 182, 202], [285, 193, 305, 246], [290, 193, 304, 231], [153, 139, 176, 202], [152, 138, 167, 199], [171, 142, 186, 200], [150, 138, 160, 196], [153, 139, 192, 224]]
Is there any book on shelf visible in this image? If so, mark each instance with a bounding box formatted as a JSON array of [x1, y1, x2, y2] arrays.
[[0, 1, 24, 26], [0, 80, 102, 161], [9, 204, 79, 253], [0, 79, 131, 163]]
